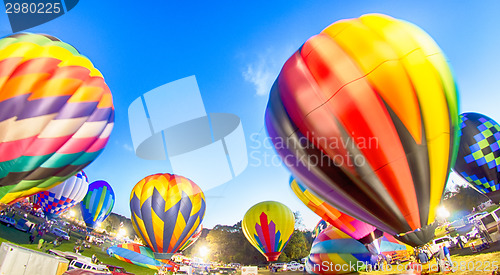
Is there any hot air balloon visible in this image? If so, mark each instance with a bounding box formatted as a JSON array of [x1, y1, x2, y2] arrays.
[[242, 201, 295, 262], [107, 243, 178, 271], [34, 170, 89, 219], [454, 112, 500, 203], [290, 177, 383, 254], [80, 180, 114, 232], [0, 33, 114, 204], [306, 226, 409, 275], [265, 13, 459, 247], [312, 219, 328, 240], [130, 173, 206, 259]]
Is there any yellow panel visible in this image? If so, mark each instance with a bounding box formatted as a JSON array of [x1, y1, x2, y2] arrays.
[[151, 209, 165, 252], [323, 15, 422, 144]]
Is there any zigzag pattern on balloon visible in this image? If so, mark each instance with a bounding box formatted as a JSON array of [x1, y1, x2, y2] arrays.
[[0, 33, 114, 204], [130, 173, 206, 254]]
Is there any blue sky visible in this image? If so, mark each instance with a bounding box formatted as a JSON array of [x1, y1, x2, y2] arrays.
[[1, 0, 499, 230]]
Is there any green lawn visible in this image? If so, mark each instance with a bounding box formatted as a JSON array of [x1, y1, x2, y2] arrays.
[[0, 212, 157, 275]]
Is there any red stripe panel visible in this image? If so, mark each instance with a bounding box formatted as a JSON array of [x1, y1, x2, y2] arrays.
[[259, 212, 271, 252], [9, 57, 60, 79], [86, 136, 110, 153], [56, 136, 98, 154], [0, 57, 23, 78], [278, 49, 353, 175], [0, 136, 36, 162], [23, 136, 71, 156], [50, 65, 91, 81]]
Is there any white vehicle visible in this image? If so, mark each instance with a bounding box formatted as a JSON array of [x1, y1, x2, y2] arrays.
[[0, 242, 69, 275], [68, 258, 111, 274], [466, 227, 479, 240], [51, 227, 70, 240]]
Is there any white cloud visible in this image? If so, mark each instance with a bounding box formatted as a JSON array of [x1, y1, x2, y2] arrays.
[[242, 46, 295, 97], [123, 143, 134, 152], [243, 60, 275, 96]]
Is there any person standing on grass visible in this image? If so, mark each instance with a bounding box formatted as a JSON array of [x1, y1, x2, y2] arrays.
[[443, 245, 453, 269]]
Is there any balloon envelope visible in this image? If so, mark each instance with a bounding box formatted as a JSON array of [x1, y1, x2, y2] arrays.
[[130, 173, 206, 257], [290, 177, 382, 253], [35, 170, 89, 219], [265, 13, 459, 247], [107, 243, 178, 271], [0, 33, 114, 204], [454, 112, 500, 203], [80, 180, 115, 232], [306, 226, 408, 274], [242, 201, 295, 262]]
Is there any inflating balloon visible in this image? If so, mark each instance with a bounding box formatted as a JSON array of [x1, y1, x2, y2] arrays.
[[242, 201, 295, 262], [107, 243, 178, 271], [306, 226, 370, 275], [130, 173, 206, 259], [454, 112, 500, 203], [290, 177, 383, 254], [0, 33, 114, 204], [306, 226, 408, 275], [265, 13, 459, 247], [80, 180, 114, 232], [35, 170, 88, 219]]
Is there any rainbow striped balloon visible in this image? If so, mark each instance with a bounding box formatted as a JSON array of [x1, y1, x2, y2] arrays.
[[130, 173, 206, 256], [80, 180, 115, 232], [0, 33, 114, 204]]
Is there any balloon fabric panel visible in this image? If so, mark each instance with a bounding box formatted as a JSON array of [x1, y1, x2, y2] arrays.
[[0, 33, 114, 204]]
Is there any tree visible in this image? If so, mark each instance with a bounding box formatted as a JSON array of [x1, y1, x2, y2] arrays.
[[283, 230, 310, 261]]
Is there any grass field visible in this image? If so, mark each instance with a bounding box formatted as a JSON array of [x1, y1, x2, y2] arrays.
[[0, 211, 157, 275]]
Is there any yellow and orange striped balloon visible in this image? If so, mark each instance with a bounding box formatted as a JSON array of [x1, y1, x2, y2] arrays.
[[130, 173, 206, 256]]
